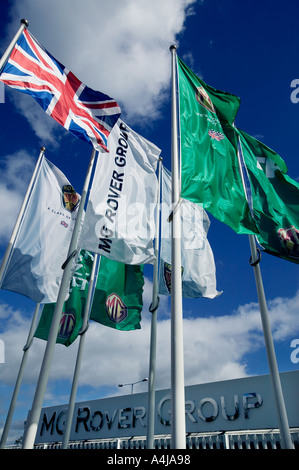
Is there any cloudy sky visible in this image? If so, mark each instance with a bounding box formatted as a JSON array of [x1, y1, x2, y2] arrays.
[[0, 0, 299, 445]]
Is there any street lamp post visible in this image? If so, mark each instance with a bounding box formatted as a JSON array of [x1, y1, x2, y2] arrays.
[[118, 378, 148, 394]]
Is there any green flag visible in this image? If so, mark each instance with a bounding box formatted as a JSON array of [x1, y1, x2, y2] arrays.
[[90, 256, 144, 331], [177, 56, 258, 235], [238, 129, 299, 263], [34, 250, 94, 347]]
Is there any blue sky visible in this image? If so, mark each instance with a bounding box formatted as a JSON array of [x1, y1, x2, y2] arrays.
[[0, 0, 298, 445]]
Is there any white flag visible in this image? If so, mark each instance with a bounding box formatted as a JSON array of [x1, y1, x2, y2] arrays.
[[1, 157, 79, 303], [79, 119, 160, 264], [159, 166, 221, 299]]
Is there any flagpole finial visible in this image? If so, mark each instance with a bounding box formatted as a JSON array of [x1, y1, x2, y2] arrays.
[[40, 146, 46, 152], [169, 44, 177, 51], [20, 19, 29, 27]]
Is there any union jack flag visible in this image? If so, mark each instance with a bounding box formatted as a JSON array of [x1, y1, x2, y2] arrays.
[[0, 29, 121, 152], [208, 129, 225, 141]]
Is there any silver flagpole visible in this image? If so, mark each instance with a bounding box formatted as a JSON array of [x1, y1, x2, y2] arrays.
[[62, 253, 99, 449], [169, 45, 186, 449], [22, 149, 97, 449], [0, 19, 28, 71], [248, 235, 294, 449], [235, 132, 294, 449], [0, 302, 40, 448], [0, 147, 45, 286], [146, 157, 162, 449]]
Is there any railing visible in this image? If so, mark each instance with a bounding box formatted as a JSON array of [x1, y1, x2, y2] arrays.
[[7, 428, 296, 450]]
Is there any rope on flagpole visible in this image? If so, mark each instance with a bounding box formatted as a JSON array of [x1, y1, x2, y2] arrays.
[[61, 249, 77, 269], [149, 296, 160, 313], [23, 338, 34, 352], [249, 247, 261, 266], [78, 322, 90, 336]]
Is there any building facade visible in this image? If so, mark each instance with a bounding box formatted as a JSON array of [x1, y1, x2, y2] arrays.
[[31, 370, 298, 449]]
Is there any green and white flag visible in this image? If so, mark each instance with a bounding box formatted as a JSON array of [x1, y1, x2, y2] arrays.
[[177, 56, 258, 235], [34, 250, 94, 347], [237, 129, 299, 263], [90, 256, 144, 331]]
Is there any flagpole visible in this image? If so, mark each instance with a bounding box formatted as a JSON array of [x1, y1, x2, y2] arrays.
[[0, 147, 45, 286], [146, 157, 162, 449], [248, 234, 294, 449], [62, 253, 99, 449], [0, 302, 40, 449], [0, 19, 28, 72], [169, 44, 186, 449], [236, 132, 293, 449], [22, 148, 97, 449]]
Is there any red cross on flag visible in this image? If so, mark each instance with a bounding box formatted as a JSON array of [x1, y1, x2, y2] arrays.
[[0, 29, 121, 152]]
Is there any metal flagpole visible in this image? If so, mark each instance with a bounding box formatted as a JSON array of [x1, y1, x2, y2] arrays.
[[235, 130, 294, 449], [62, 253, 99, 449], [146, 157, 162, 449], [0, 19, 28, 72], [169, 44, 186, 449], [248, 235, 294, 449], [22, 148, 97, 449], [0, 147, 45, 286], [0, 302, 41, 449]]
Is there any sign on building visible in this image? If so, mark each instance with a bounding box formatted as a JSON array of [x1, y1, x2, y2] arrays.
[[34, 371, 298, 444]]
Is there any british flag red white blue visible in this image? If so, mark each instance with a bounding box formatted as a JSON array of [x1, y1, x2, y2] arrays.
[[0, 29, 121, 152], [208, 129, 225, 141]]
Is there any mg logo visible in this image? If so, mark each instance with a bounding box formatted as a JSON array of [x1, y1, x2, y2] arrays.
[[106, 293, 127, 324], [58, 313, 76, 339], [195, 86, 216, 113], [277, 226, 299, 258]]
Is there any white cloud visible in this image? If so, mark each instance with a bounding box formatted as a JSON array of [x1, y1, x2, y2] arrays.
[[5, 0, 196, 140], [1, 289, 299, 395], [0, 149, 36, 244], [0, 183, 23, 244], [10, 93, 63, 148]]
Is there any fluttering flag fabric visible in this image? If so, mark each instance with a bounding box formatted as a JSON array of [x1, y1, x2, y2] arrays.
[[79, 119, 160, 264], [0, 29, 121, 151], [177, 56, 258, 235], [90, 256, 144, 331], [1, 156, 79, 303], [237, 129, 299, 264], [34, 250, 94, 347], [158, 166, 221, 299]]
